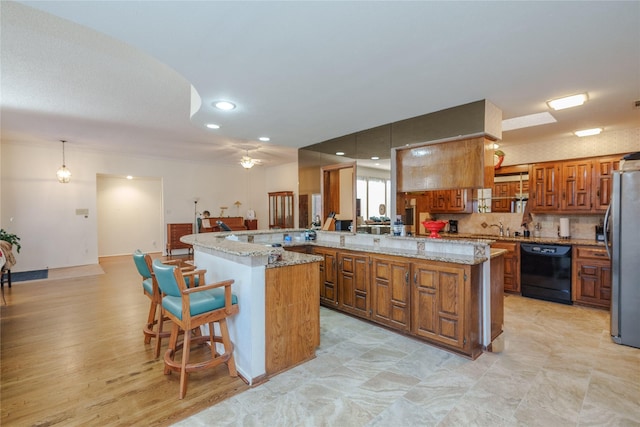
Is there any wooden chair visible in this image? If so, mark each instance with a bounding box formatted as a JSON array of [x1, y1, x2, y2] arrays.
[[152, 258, 239, 399], [132, 250, 203, 357]]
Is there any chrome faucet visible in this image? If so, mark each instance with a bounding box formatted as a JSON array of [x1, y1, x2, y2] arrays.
[[490, 222, 504, 236]]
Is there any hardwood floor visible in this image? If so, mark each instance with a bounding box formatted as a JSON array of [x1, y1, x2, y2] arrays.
[[0, 254, 249, 426]]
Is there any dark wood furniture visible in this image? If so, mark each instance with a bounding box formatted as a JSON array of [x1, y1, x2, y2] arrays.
[[199, 217, 247, 233], [269, 191, 294, 229], [166, 223, 193, 255], [244, 219, 258, 230]]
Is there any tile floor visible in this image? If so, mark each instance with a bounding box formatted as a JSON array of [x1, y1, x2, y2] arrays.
[[176, 295, 640, 426]]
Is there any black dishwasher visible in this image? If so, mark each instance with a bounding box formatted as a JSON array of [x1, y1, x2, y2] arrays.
[[520, 243, 572, 304]]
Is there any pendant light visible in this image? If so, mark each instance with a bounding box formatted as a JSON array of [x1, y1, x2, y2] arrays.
[[56, 140, 71, 183]]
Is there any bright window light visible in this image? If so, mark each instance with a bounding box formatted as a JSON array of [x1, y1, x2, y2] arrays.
[[574, 128, 602, 137], [547, 93, 588, 110]]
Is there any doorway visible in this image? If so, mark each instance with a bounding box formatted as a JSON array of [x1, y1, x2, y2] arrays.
[[96, 175, 163, 256]]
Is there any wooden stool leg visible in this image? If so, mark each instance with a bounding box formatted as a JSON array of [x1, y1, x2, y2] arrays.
[[154, 306, 164, 358], [179, 329, 191, 399], [165, 324, 180, 375], [144, 300, 157, 344], [219, 318, 237, 377]]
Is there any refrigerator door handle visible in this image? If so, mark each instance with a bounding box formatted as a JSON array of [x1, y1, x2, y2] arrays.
[[604, 203, 612, 259]]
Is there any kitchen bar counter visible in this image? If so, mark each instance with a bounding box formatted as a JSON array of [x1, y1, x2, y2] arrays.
[[183, 229, 503, 359]]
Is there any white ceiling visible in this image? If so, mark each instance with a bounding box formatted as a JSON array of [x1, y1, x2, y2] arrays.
[[2, 1, 639, 167]]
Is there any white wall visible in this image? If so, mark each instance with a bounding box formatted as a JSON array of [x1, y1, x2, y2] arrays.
[[1, 140, 298, 272], [97, 175, 163, 256]]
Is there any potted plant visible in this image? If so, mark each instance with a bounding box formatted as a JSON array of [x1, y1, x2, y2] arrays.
[[0, 229, 21, 253]]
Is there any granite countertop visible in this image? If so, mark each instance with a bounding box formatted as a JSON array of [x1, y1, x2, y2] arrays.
[[183, 229, 500, 266], [439, 232, 606, 247], [282, 241, 490, 266]]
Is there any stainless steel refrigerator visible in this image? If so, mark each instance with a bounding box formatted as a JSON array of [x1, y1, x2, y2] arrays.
[[605, 168, 640, 348]]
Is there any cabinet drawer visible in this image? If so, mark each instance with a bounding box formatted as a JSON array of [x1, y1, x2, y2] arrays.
[[491, 241, 517, 252], [575, 246, 608, 260]]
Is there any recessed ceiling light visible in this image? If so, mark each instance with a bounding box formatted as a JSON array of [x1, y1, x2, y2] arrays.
[[214, 100, 236, 111], [336, 152, 345, 156], [126, 175, 133, 180], [547, 93, 588, 111], [371, 156, 379, 160], [206, 123, 220, 129], [259, 137, 270, 142], [502, 112, 557, 131], [574, 128, 602, 137]]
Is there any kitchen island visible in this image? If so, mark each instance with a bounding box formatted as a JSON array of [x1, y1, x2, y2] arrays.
[[182, 229, 504, 378], [180, 233, 322, 384]]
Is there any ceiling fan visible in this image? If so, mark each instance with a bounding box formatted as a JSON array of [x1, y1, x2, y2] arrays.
[[239, 149, 262, 169]]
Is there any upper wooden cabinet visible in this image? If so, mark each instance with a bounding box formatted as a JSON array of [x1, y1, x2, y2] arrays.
[[593, 156, 620, 211], [530, 154, 625, 214], [560, 160, 592, 211], [403, 189, 472, 217], [530, 162, 560, 211], [396, 136, 493, 192]]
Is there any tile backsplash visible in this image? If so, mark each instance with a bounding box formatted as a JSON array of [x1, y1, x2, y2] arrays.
[[444, 212, 604, 241]]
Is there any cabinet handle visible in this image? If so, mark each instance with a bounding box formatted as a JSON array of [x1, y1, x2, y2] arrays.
[[405, 271, 409, 284], [414, 272, 418, 284], [594, 253, 606, 257]]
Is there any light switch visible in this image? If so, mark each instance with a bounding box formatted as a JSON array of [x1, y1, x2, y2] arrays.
[[76, 208, 89, 216]]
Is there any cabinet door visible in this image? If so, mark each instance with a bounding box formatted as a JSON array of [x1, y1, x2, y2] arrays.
[[593, 157, 620, 211], [314, 248, 338, 306], [430, 191, 448, 212], [572, 246, 611, 309], [447, 189, 471, 213], [561, 160, 592, 211], [491, 241, 520, 293], [491, 183, 511, 212], [338, 252, 370, 318], [531, 163, 560, 211], [371, 256, 411, 330], [411, 262, 466, 349]]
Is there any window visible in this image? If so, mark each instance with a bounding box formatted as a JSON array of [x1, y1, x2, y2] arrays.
[[357, 176, 391, 219]]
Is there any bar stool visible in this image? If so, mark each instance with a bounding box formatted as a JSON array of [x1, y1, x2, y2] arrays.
[[152, 258, 239, 399]]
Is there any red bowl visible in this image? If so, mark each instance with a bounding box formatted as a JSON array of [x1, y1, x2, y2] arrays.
[[421, 220, 448, 238]]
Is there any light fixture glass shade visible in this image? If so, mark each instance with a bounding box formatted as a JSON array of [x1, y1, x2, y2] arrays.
[[574, 128, 602, 137], [57, 140, 71, 183], [57, 165, 71, 183], [240, 156, 255, 169], [547, 93, 588, 110]]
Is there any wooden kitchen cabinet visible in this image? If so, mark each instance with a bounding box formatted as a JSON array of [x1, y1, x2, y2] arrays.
[[491, 182, 511, 212], [561, 160, 593, 211], [313, 247, 338, 307], [593, 156, 620, 211], [424, 189, 472, 214], [530, 154, 627, 214], [530, 162, 561, 212], [491, 241, 520, 293], [370, 255, 411, 331], [411, 261, 480, 356], [338, 251, 370, 318], [166, 223, 193, 255], [572, 245, 611, 309]]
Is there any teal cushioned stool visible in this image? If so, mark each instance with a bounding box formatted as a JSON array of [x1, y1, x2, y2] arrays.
[[133, 250, 203, 358], [152, 258, 239, 399]]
